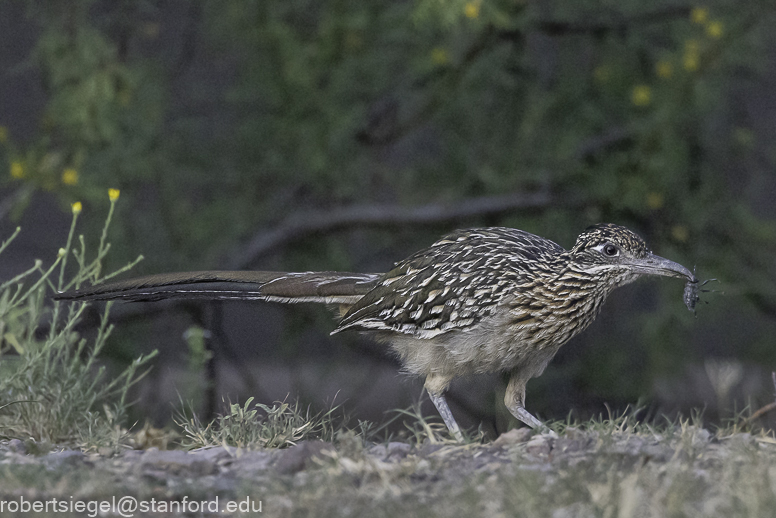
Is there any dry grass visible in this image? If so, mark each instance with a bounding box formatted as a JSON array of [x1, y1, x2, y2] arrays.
[[2, 408, 775, 517]]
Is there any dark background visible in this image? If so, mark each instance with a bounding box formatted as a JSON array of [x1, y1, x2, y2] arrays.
[[1, 0, 776, 436]]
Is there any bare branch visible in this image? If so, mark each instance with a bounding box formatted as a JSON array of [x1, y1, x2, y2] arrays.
[[532, 6, 692, 37], [574, 127, 634, 160], [740, 372, 776, 427], [741, 401, 776, 427], [229, 191, 579, 269]]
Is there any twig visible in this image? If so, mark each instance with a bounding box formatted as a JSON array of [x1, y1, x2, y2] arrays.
[[574, 126, 634, 160], [532, 6, 692, 37], [741, 372, 776, 426], [743, 402, 776, 426]]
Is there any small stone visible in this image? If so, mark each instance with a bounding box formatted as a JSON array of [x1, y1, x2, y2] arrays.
[[525, 436, 553, 456], [7, 439, 25, 454], [98, 446, 114, 457], [385, 442, 411, 460], [692, 427, 712, 444], [555, 438, 582, 454], [367, 444, 387, 457], [231, 450, 273, 474], [562, 427, 585, 440], [418, 442, 445, 457], [553, 427, 595, 453], [274, 441, 330, 475], [46, 449, 86, 465], [141, 449, 217, 476], [190, 446, 232, 463], [492, 428, 533, 447]]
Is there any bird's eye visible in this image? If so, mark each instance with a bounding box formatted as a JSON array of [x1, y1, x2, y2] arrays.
[[603, 243, 618, 257]]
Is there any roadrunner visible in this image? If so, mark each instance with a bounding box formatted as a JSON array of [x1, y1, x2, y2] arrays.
[[55, 223, 695, 441]]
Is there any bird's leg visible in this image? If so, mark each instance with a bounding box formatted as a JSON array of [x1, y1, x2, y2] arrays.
[[504, 373, 543, 429], [427, 391, 464, 442], [424, 374, 464, 442]]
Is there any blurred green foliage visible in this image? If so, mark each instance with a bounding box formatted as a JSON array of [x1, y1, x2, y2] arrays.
[[2, 0, 775, 420]]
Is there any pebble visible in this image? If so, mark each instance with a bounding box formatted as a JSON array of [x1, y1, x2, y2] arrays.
[[492, 428, 533, 447], [274, 440, 330, 475], [525, 435, 553, 456], [385, 441, 411, 460], [140, 449, 218, 476], [7, 439, 26, 454]]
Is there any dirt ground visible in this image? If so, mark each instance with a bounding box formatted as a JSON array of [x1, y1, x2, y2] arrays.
[[2, 424, 776, 518]]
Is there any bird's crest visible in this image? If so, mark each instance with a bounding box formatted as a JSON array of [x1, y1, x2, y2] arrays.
[[571, 223, 650, 258]]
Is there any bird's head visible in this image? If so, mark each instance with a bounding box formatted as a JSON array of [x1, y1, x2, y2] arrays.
[[568, 223, 695, 287]]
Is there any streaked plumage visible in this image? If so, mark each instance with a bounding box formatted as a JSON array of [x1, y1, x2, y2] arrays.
[[55, 223, 695, 441]]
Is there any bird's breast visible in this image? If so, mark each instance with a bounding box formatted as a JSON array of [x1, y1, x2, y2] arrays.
[[506, 280, 608, 350]]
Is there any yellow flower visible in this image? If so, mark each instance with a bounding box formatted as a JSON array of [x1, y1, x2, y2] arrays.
[[10, 161, 24, 179], [690, 7, 709, 24], [683, 40, 700, 71], [464, 1, 480, 19], [631, 85, 652, 107], [655, 60, 673, 79], [671, 225, 689, 243], [431, 47, 449, 65], [683, 54, 699, 72], [0, 126, 7, 143], [108, 188, 120, 201], [706, 20, 723, 38], [71, 201, 82, 214], [62, 168, 78, 185], [646, 192, 664, 210]]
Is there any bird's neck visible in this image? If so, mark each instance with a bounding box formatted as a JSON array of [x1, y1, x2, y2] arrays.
[[515, 260, 623, 343]]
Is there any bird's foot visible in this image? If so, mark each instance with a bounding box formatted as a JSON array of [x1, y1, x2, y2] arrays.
[[511, 406, 558, 438]]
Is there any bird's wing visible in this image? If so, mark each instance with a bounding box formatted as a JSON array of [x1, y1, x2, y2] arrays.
[[334, 228, 564, 337]]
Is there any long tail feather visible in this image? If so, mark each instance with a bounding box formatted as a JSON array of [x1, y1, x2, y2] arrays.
[[54, 271, 381, 304]]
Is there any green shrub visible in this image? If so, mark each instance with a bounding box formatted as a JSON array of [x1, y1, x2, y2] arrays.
[[0, 194, 155, 447]]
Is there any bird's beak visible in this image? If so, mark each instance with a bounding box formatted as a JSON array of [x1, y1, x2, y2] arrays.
[[629, 253, 696, 281]]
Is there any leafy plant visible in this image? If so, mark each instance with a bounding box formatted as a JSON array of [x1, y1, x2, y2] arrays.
[[0, 193, 156, 447], [176, 396, 344, 449]]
